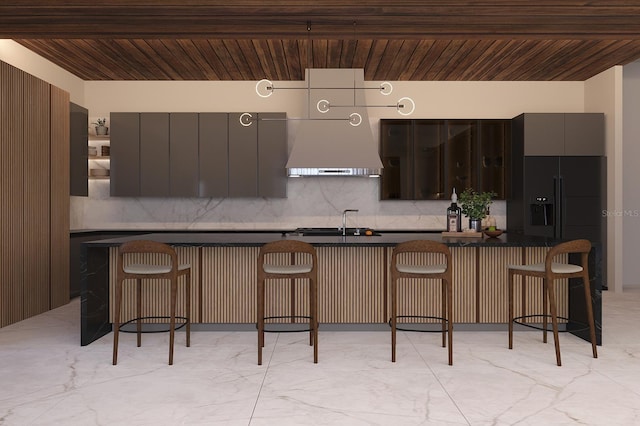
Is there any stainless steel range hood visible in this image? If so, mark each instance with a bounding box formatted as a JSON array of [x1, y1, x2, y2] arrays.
[[286, 69, 383, 177]]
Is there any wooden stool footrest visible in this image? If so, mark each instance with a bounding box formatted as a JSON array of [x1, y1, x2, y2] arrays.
[[512, 314, 590, 333], [119, 315, 189, 333], [389, 315, 450, 333], [260, 315, 316, 333]]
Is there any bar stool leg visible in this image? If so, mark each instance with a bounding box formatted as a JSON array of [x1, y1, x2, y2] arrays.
[[309, 277, 314, 347], [257, 278, 264, 365], [112, 278, 123, 365], [546, 278, 562, 366], [508, 270, 514, 350], [441, 280, 446, 348], [186, 271, 191, 348], [446, 278, 453, 366], [169, 277, 178, 365], [582, 271, 598, 358], [542, 278, 548, 344], [136, 279, 142, 347], [312, 277, 318, 363], [391, 277, 397, 363]]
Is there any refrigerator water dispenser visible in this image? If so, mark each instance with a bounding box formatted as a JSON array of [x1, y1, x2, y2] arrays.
[[530, 197, 554, 226]]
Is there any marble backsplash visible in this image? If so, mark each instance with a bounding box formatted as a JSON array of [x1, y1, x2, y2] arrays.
[[71, 178, 506, 231]]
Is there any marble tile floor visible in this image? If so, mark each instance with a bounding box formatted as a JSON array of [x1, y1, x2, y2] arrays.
[[1, 290, 640, 426]]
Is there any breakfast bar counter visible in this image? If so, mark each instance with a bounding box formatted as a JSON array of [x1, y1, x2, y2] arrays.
[[81, 232, 601, 346]]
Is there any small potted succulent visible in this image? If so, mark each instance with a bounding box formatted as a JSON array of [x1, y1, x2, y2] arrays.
[[458, 188, 496, 231], [92, 118, 108, 136]]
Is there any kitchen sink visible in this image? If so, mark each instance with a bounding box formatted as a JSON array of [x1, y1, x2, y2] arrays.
[[294, 227, 381, 237]]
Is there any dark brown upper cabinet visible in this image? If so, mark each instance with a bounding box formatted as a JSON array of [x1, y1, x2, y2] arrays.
[[380, 119, 511, 200]]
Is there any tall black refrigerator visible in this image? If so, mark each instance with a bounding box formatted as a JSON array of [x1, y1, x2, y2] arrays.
[[507, 113, 606, 344], [508, 155, 606, 243]]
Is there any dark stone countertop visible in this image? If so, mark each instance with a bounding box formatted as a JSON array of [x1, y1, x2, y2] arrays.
[[81, 231, 560, 248]]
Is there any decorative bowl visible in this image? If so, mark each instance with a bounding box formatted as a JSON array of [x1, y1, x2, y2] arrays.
[[483, 229, 504, 238]]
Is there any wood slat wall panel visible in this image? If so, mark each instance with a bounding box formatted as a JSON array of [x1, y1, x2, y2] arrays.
[[0, 63, 26, 326], [479, 246, 523, 323], [0, 60, 72, 329], [21, 71, 50, 319], [318, 247, 385, 323], [200, 247, 257, 323], [49, 85, 70, 309], [452, 248, 477, 323], [109, 247, 199, 323]]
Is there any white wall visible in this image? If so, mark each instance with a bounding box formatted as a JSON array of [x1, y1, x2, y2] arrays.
[[623, 61, 640, 289], [585, 66, 623, 293]]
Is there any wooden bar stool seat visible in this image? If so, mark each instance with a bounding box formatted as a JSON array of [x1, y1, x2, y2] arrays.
[[390, 240, 453, 365], [508, 239, 598, 366], [112, 240, 191, 365], [257, 240, 318, 365]]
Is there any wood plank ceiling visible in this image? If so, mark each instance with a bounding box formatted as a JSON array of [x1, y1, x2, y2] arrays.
[[4, 1, 640, 81]]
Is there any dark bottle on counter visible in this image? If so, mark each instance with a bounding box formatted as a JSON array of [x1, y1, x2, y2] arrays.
[[446, 188, 462, 232]]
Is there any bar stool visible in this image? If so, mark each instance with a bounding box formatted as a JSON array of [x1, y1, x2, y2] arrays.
[[390, 240, 453, 365], [257, 240, 318, 365], [508, 239, 598, 366], [112, 240, 191, 365]]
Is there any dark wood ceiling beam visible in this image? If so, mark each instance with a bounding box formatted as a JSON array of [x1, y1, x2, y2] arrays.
[[5, 18, 640, 39]]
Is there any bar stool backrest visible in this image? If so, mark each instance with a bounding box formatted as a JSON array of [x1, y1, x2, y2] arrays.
[[257, 240, 318, 277], [117, 240, 180, 280], [544, 239, 591, 276], [391, 240, 452, 279]]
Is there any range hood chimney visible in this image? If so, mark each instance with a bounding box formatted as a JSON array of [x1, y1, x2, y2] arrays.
[[286, 69, 383, 177]]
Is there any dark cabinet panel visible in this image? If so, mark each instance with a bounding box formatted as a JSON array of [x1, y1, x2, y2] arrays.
[[564, 113, 605, 156], [479, 120, 510, 198], [229, 113, 258, 197], [257, 112, 287, 198], [140, 113, 170, 196], [70, 102, 88, 196], [447, 120, 477, 196], [519, 113, 604, 156], [414, 120, 445, 199], [199, 113, 229, 197], [522, 113, 564, 156], [170, 113, 199, 197], [380, 120, 413, 199], [380, 119, 509, 200], [110, 112, 140, 196], [110, 112, 286, 198]]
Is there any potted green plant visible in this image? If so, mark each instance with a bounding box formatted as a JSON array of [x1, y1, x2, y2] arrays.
[[92, 118, 108, 136], [458, 188, 496, 231]]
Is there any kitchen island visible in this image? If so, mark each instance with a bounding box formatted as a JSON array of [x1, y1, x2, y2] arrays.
[[80, 232, 601, 346]]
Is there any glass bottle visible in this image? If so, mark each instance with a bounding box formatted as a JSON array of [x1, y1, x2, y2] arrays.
[[485, 206, 497, 230], [446, 188, 462, 232]]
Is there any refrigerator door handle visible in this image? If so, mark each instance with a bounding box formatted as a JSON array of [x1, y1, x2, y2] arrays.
[[553, 176, 558, 238], [558, 175, 564, 239]]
